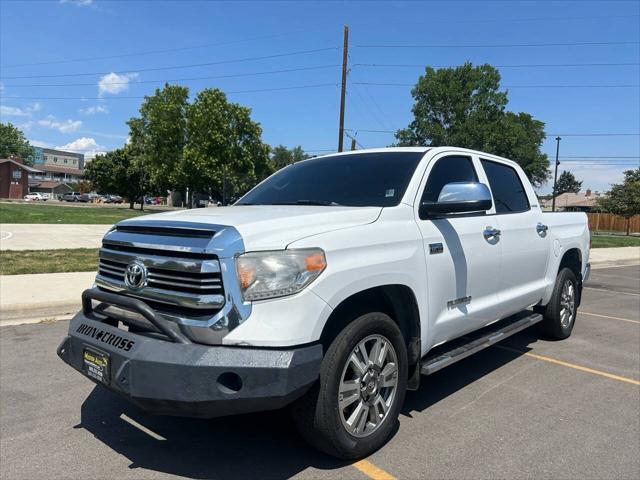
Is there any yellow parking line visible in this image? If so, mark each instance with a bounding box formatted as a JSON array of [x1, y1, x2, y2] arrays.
[[353, 459, 397, 480], [580, 311, 640, 325], [495, 345, 640, 386]]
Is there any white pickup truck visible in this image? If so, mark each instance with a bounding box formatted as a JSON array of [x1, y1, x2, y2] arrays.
[[58, 147, 590, 458]]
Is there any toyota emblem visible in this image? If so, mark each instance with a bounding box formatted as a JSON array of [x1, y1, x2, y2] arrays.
[[124, 261, 147, 290]]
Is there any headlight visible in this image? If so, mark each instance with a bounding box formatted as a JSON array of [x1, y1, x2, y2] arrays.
[[236, 249, 326, 301]]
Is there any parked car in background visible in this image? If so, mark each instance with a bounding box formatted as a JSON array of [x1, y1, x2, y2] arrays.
[[78, 194, 92, 203], [61, 192, 82, 202], [40, 192, 51, 201], [104, 195, 124, 204], [24, 192, 46, 201]]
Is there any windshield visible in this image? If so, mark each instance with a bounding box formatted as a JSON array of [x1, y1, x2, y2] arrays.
[[237, 151, 425, 207]]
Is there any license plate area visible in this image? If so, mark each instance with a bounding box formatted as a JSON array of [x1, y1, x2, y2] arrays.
[[82, 346, 110, 384]]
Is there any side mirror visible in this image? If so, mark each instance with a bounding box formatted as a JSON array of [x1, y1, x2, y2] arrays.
[[420, 182, 492, 218]]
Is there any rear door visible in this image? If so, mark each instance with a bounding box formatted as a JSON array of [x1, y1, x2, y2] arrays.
[[480, 158, 550, 316], [415, 153, 503, 348]]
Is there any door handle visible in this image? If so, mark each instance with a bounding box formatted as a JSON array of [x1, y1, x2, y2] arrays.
[[483, 227, 501, 239], [536, 223, 549, 235]]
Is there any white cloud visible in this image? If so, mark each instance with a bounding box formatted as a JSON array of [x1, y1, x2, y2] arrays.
[[98, 72, 138, 96], [37, 116, 82, 133], [79, 104, 108, 115], [56, 137, 106, 161], [29, 139, 52, 148], [0, 102, 42, 117], [59, 0, 94, 6]]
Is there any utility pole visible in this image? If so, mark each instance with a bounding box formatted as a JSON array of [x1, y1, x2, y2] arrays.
[[551, 136, 561, 212], [338, 25, 349, 152]]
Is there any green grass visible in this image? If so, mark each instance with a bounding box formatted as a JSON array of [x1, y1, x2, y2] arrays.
[[0, 248, 99, 275], [591, 235, 640, 248], [0, 202, 151, 224]]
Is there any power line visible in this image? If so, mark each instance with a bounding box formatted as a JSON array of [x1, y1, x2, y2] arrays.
[[351, 81, 640, 88], [1, 30, 331, 69], [1, 83, 339, 100], [344, 131, 366, 149], [0, 47, 339, 80], [554, 133, 640, 137], [355, 40, 640, 49], [353, 62, 640, 69], [346, 129, 640, 137], [2, 64, 341, 87], [559, 156, 640, 159]]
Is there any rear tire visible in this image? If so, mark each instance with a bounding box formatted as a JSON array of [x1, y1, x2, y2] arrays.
[[539, 267, 578, 340], [292, 312, 407, 459]]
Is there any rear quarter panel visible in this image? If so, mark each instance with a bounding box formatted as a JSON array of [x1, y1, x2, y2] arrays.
[[540, 211, 590, 305]]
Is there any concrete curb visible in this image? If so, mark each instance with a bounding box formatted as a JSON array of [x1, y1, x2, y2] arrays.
[[0, 271, 94, 325]]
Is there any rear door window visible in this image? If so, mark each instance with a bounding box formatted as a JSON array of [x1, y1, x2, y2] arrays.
[[480, 159, 530, 213]]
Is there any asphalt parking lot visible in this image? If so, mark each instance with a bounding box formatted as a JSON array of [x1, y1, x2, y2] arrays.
[[1, 265, 638, 480]]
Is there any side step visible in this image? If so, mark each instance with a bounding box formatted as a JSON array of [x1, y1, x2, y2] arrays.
[[420, 311, 543, 376]]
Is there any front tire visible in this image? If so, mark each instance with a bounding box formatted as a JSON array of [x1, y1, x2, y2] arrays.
[[539, 268, 578, 339], [292, 312, 407, 459]]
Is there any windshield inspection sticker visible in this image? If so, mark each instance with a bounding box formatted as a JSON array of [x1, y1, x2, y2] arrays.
[[385, 189, 395, 197]]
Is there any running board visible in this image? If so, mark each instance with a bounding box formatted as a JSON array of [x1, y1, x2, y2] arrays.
[[420, 311, 543, 376]]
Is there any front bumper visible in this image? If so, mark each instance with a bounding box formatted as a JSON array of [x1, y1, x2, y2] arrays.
[[58, 310, 322, 418]]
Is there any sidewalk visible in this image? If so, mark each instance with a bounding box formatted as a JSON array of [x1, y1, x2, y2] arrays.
[[590, 246, 640, 267], [0, 224, 111, 251], [0, 271, 96, 324]]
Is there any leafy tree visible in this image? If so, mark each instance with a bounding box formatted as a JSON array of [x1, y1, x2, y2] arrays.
[[0, 122, 34, 165], [597, 168, 640, 235], [182, 88, 271, 205], [270, 145, 310, 171], [395, 62, 550, 186], [127, 84, 189, 192], [84, 147, 149, 210], [555, 170, 583, 195]]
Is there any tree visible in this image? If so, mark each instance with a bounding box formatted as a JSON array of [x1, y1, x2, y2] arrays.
[[182, 88, 271, 205], [597, 168, 640, 235], [395, 62, 550, 186], [127, 84, 189, 192], [0, 122, 34, 165], [84, 147, 149, 210], [555, 170, 583, 195], [270, 145, 310, 171]]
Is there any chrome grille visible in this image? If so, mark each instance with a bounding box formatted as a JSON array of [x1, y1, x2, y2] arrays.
[[98, 257, 223, 295], [94, 222, 225, 312]]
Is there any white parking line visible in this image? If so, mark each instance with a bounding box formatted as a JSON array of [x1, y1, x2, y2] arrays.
[[584, 286, 640, 297], [120, 414, 166, 441], [580, 311, 640, 325], [0, 231, 13, 241]]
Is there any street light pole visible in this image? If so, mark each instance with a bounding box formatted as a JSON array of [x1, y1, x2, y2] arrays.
[[551, 136, 561, 212]]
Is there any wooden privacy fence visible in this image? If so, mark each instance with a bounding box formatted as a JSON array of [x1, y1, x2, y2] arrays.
[[587, 213, 640, 234]]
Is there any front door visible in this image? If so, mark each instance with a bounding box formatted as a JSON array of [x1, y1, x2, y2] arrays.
[[415, 154, 503, 349]]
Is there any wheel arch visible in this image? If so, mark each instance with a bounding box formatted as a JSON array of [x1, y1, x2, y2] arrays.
[[559, 247, 582, 278], [319, 284, 421, 367]]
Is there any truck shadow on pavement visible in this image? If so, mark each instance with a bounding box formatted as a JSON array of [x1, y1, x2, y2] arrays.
[[76, 329, 539, 479], [402, 328, 539, 415], [78, 388, 345, 479]]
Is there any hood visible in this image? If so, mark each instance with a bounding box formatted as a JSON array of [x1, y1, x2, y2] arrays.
[[127, 205, 382, 250]]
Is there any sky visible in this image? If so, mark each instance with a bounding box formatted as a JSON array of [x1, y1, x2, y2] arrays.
[[0, 0, 638, 194]]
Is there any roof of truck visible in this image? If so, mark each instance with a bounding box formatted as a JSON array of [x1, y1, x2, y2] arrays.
[[313, 146, 521, 168]]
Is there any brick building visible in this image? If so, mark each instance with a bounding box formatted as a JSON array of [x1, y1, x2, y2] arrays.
[[0, 158, 43, 199]]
